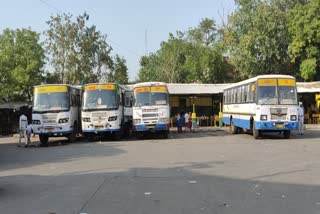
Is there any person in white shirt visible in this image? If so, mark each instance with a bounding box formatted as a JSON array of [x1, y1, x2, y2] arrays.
[[184, 112, 190, 132], [298, 102, 304, 135], [26, 124, 33, 146]]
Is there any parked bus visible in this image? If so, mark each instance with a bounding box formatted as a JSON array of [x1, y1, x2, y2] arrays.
[[132, 82, 170, 138], [32, 84, 81, 145], [222, 75, 299, 139], [81, 83, 132, 140]]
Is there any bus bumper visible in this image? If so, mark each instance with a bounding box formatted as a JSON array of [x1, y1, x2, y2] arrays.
[[255, 121, 298, 130], [134, 123, 170, 132], [82, 128, 121, 133]]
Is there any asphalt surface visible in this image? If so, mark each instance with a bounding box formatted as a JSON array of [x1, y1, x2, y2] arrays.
[[1, 128, 320, 214]]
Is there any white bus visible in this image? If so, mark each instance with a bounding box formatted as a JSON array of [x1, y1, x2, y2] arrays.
[[81, 83, 132, 140], [32, 84, 81, 145], [223, 75, 299, 139], [132, 82, 170, 138]]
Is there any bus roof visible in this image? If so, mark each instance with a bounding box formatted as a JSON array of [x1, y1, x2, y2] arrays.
[[223, 75, 296, 90], [133, 82, 167, 88], [34, 84, 81, 90]]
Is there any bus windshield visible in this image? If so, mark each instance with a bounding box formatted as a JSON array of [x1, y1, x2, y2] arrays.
[[134, 92, 168, 107], [257, 79, 297, 105], [33, 92, 70, 112], [278, 86, 297, 104], [258, 86, 278, 105], [83, 89, 119, 110]]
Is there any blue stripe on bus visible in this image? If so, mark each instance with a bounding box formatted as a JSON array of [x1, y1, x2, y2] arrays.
[[255, 121, 298, 130], [223, 117, 298, 131], [134, 123, 169, 132], [82, 128, 121, 133]]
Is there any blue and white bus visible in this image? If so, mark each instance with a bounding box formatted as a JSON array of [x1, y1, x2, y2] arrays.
[[132, 82, 170, 138], [222, 75, 299, 139]]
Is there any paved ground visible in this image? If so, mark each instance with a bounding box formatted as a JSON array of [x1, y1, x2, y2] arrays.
[[1, 128, 320, 214]]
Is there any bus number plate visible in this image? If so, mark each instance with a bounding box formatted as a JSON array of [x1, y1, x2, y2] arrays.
[[276, 124, 284, 129], [95, 126, 104, 129], [147, 125, 155, 129]]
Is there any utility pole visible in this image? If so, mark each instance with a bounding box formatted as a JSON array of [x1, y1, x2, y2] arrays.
[[145, 28, 148, 56]]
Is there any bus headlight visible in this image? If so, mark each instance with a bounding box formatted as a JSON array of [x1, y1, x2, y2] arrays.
[[260, 115, 267, 121], [32, 120, 41, 125], [108, 116, 118, 121], [290, 115, 297, 121], [58, 118, 69, 123], [82, 118, 91, 122], [159, 118, 169, 123], [133, 119, 141, 125]]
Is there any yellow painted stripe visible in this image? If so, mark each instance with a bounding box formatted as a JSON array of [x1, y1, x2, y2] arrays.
[[278, 79, 295, 86], [35, 86, 68, 93], [134, 87, 151, 92], [258, 78, 277, 86], [85, 84, 116, 90], [151, 86, 168, 92]]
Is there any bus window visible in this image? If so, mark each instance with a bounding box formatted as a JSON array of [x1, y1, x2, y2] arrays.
[[257, 86, 277, 105]]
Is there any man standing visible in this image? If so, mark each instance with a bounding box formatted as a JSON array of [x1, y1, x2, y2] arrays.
[[184, 112, 190, 132], [18, 114, 28, 147], [26, 123, 33, 146], [298, 102, 304, 135]]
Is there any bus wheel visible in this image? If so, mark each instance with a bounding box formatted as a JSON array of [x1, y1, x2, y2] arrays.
[[230, 120, 237, 134], [39, 134, 49, 146], [283, 130, 290, 139], [68, 123, 77, 142], [162, 130, 169, 139], [113, 132, 121, 141], [252, 122, 260, 139]]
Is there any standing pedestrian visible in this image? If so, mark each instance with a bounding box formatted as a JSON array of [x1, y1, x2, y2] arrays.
[[298, 102, 304, 135], [18, 114, 28, 147], [26, 123, 33, 146], [184, 112, 190, 132], [175, 113, 180, 133], [177, 112, 185, 133]]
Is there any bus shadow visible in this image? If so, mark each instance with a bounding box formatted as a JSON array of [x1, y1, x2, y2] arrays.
[[240, 129, 320, 140]]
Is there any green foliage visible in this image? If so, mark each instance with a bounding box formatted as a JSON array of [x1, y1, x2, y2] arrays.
[[45, 12, 113, 85], [0, 28, 45, 101], [138, 18, 232, 83], [224, 0, 296, 79], [300, 58, 317, 80], [288, 0, 320, 80], [108, 55, 129, 84]]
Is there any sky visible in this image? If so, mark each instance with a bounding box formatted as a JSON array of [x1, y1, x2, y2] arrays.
[[0, 0, 235, 81]]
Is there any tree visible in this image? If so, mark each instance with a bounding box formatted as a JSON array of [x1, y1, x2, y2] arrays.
[[0, 28, 45, 102], [223, 0, 306, 79], [138, 18, 230, 83], [45, 12, 113, 85], [288, 0, 320, 81], [108, 55, 129, 84]]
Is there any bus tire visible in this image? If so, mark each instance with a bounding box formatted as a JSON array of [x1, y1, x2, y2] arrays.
[[68, 122, 77, 142], [230, 120, 237, 134], [39, 134, 49, 146], [113, 132, 121, 141], [252, 122, 260, 139], [162, 130, 169, 139], [283, 130, 290, 139]]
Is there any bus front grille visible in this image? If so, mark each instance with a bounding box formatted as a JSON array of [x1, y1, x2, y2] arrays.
[[270, 108, 287, 120]]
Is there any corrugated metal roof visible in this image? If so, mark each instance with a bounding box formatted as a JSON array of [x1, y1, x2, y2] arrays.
[[297, 82, 320, 93], [167, 83, 232, 95]]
